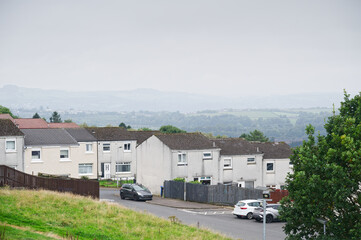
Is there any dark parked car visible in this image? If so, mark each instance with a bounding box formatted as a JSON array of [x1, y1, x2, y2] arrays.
[[120, 184, 153, 201]]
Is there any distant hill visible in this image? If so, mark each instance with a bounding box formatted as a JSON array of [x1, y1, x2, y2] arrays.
[[0, 85, 344, 112]]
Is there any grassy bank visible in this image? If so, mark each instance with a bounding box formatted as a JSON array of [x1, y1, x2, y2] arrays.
[[0, 188, 232, 240]]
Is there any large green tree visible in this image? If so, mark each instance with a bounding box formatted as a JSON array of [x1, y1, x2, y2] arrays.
[[281, 92, 361, 239], [240, 129, 269, 142], [159, 125, 186, 133], [49, 111, 62, 123], [0, 105, 17, 118]]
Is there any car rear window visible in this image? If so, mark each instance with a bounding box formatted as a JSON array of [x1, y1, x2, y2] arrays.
[[236, 202, 246, 207]]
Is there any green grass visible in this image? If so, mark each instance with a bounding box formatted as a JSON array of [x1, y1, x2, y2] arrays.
[[0, 224, 57, 240], [99, 180, 134, 188], [0, 188, 232, 240]]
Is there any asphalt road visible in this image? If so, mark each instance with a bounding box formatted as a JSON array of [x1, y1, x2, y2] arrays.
[[100, 188, 286, 240]]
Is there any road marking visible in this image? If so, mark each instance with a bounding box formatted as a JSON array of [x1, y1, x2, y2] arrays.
[[180, 209, 232, 215], [100, 199, 115, 202]]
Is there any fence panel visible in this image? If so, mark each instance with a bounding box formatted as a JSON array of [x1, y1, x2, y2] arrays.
[[164, 180, 263, 205], [186, 183, 208, 203], [164, 180, 184, 200], [0, 165, 99, 198], [270, 189, 289, 203]]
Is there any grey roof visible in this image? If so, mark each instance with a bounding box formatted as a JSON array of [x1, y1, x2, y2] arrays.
[[85, 127, 136, 141], [155, 133, 218, 150], [0, 119, 24, 136], [253, 142, 293, 159], [21, 129, 78, 146], [128, 131, 159, 145], [213, 138, 260, 155], [65, 128, 97, 142]]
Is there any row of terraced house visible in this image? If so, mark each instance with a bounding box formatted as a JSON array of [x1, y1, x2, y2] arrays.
[[0, 114, 293, 195]]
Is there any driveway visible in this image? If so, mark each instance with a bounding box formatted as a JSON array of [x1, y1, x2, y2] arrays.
[[100, 188, 286, 240]]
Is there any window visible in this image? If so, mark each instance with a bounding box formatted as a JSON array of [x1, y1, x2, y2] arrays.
[[224, 158, 232, 169], [116, 162, 131, 173], [124, 143, 131, 152], [103, 143, 110, 152], [86, 144, 93, 152], [178, 153, 187, 165], [5, 139, 16, 152], [267, 162, 274, 172], [60, 149, 69, 159], [31, 150, 41, 161], [79, 163, 93, 175], [247, 157, 255, 164], [203, 152, 212, 159]]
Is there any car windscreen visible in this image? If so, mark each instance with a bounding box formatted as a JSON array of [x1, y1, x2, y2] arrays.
[[132, 185, 147, 191], [236, 202, 246, 207]]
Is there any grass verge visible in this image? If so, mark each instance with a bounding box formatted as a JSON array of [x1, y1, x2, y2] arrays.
[[0, 188, 232, 240]]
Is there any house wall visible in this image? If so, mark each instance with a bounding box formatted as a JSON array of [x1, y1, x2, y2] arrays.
[[24, 143, 97, 179], [136, 136, 172, 195], [171, 149, 221, 184], [220, 154, 264, 188], [0, 136, 24, 171], [136, 136, 221, 195], [263, 158, 293, 189], [97, 140, 137, 179]]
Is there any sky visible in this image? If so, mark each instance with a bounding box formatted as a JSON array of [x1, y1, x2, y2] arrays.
[[0, 0, 360, 97]]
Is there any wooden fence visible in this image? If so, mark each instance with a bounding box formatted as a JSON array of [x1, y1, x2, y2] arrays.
[[164, 181, 289, 205], [0, 165, 99, 198]]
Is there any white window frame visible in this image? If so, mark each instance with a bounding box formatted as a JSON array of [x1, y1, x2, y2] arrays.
[[79, 163, 93, 176], [202, 152, 212, 160], [115, 162, 131, 173], [266, 162, 275, 173], [60, 148, 70, 161], [223, 158, 232, 169], [247, 157, 256, 164], [123, 142, 131, 152], [31, 149, 42, 162], [5, 139, 16, 152], [85, 143, 93, 153], [177, 152, 187, 165], [103, 143, 110, 152]]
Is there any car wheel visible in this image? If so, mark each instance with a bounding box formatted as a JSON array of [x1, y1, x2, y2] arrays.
[[120, 193, 125, 199], [133, 194, 139, 201], [246, 212, 253, 220], [266, 214, 273, 223]]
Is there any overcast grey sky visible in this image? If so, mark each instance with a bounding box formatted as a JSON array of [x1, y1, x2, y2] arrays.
[[0, 0, 360, 97]]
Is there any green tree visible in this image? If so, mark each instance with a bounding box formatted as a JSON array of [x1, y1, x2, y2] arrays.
[[239, 129, 269, 142], [159, 125, 186, 133], [0, 105, 17, 118], [138, 127, 153, 131], [119, 122, 131, 129], [281, 91, 361, 240], [64, 119, 73, 123], [49, 111, 62, 123], [32, 113, 41, 119]]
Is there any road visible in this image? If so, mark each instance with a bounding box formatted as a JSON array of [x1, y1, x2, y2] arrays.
[[100, 188, 286, 240]]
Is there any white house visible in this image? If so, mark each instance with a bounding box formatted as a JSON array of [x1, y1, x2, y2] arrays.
[[0, 119, 25, 171], [22, 128, 98, 179], [136, 133, 221, 194], [86, 127, 157, 180], [214, 138, 293, 189]]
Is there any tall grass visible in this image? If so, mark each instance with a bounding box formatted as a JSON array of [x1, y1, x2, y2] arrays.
[[0, 188, 232, 240]]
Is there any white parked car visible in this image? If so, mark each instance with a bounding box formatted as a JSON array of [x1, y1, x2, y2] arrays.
[[232, 199, 262, 219]]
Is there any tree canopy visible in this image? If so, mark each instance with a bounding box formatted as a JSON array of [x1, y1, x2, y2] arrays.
[[49, 111, 62, 123], [281, 91, 361, 239], [119, 122, 131, 129], [159, 125, 186, 133], [32, 113, 41, 119], [0, 105, 17, 118], [239, 129, 269, 142]]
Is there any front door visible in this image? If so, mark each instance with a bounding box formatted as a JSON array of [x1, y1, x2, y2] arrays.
[[104, 163, 111, 179]]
